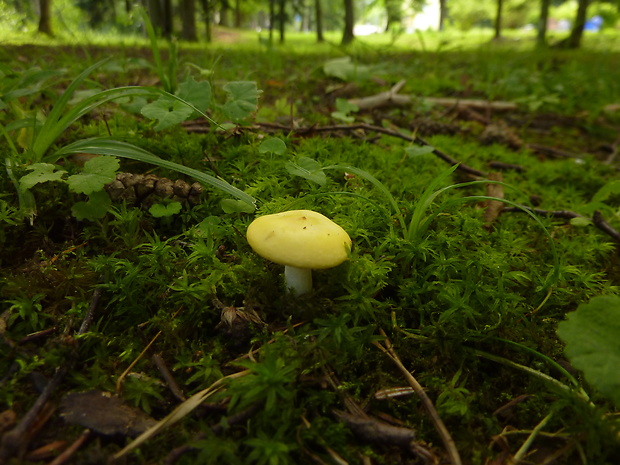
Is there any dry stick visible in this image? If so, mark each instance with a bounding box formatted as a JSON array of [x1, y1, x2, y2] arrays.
[[46, 429, 91, 465], [152, 353, 186, 402], [502, 206, 620, 242], [373, 329, 462, 465], [0, 286, 102, 462]]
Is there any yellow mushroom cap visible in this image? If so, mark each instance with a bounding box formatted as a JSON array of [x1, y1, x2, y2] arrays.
[[247, 210, 351, 269]]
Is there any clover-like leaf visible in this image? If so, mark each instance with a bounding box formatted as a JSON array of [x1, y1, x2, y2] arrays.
[[72, 190, 112, 221], [20, 163, 67, 189], [141, 96, 193, 131], [258, 137, 287, 155], [557, 295, 620, 407], [323, 57, 369, 82], [222, 81, 261, 123], [149, 201, 182, 218], [67, 156, 119, 195], [285, 157, 326, 186]]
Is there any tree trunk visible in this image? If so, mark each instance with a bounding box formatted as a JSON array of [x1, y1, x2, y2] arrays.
[[269, 0, 275, 42], [199, 0, 212, 41], [537, 0, 551, 47], [493, 0, 503, 39], [439, 0, 447, 31], [278, 0, 286, 43], [38, 0, 53, 36], [341, 0, 354, 45], [163, 0, 173, 37], [219, 0, 230, 26], [126, 0, 132, 13], [565, 0, 589, 48], [181, 0, 197, 41], [315, 0, 323, 42], [235, 0, 242, 27], [147, 0, 164, 36]]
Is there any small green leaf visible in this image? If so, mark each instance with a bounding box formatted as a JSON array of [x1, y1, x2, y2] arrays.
[[557, 295, 620, 407], [335, 98, 358, 114], [221, 198, 256, 214], [67, 156, 119, 195], [141, 96, 193, 131], [405, 145, 435, 157], [331, 112, 355, 123], [149, 201, 182, 218], [19, 163, 67, 189], [570, 216, 592, 227], [222, 81, 261, 123], [258, 137, 287, 155], [72, 190, 112, 221], [285, 157, 326, 185]]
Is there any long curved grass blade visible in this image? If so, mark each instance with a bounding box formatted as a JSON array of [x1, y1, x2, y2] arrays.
[[52, 138, 257, 208], [324, 163, 407, 233], [113, 370, 249, 459]]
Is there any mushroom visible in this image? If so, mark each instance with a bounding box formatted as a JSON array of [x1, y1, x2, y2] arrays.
[[246, 210, 352, 295]]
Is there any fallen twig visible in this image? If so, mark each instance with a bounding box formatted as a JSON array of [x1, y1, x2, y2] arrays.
[[347, 81, 517, 112], [373, 329, 462, 465], [501, 207, 620, 242]]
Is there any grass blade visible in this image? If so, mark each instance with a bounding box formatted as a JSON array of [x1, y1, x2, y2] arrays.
[[52, 138, 257, 208]]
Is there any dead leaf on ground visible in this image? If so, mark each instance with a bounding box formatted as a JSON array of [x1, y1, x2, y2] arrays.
[[59, 389, 156, 437]]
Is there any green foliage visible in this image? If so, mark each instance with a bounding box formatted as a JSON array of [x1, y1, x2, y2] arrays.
[[557, 295, 620, 408], [331, 98, 358, 123], [258, 137, 287, 155], [222, 81, 262, 124]]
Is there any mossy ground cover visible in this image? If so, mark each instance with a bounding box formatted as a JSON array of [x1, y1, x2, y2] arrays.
[[1, 31, 620, 464]]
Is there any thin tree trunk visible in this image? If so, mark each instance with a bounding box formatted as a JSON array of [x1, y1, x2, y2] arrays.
[[199, 0, 212, 42], [38, 0, 53, 36], [315, 0, 323, 42], [537, 0, 551, 47], [163, 0, 173, 37], [565, 0, 589, 48], [494, 0, 503, 39], [219, 0, 230, 26], [235, 0, 242, 27], [341, 0, 354, 45], [278, 0, 285, 43], [181, 0, 197, 41], [269, 0, 275, 42], [439, 0, 447, 31]]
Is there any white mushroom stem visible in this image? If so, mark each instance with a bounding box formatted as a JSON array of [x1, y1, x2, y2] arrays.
[[284, 266, 313, 296]]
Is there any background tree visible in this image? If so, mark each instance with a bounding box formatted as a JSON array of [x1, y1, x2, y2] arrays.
[[278, 0, 287, 42], [385, 0, 403, 31], [563, 0, 590, 48], [342, 0, 354, 44], [537, 0, 551, 47], [181, 0, 198, 40], [38, 0, 53, 36], [494, 0, 504, 39], [315, 0, 324, 42], [199, 0, 213, 41], [439, 0, 448, 30]]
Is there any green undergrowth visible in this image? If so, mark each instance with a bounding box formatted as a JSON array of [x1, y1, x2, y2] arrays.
[[1, 40, 620, 464]]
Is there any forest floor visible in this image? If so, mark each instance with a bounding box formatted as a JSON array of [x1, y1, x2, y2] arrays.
[[1, 32, 620, 465]]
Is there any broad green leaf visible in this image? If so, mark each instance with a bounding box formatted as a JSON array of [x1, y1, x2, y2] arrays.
[[20, 163, 67, 189], [141, 96, 193, 131], [222, 81, 261, 123], [258, 137, 287, 155], [557, 295, 620, 407], [405, 145, 435, 157], [72, 190, 112, 221], [67, 155, 119, 195], [177, 76, 212, 117], [285, 157, 326, 186], [149, 201, 182, 218], [335, 98, 358, 114], [221, 198, 256, 214]]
